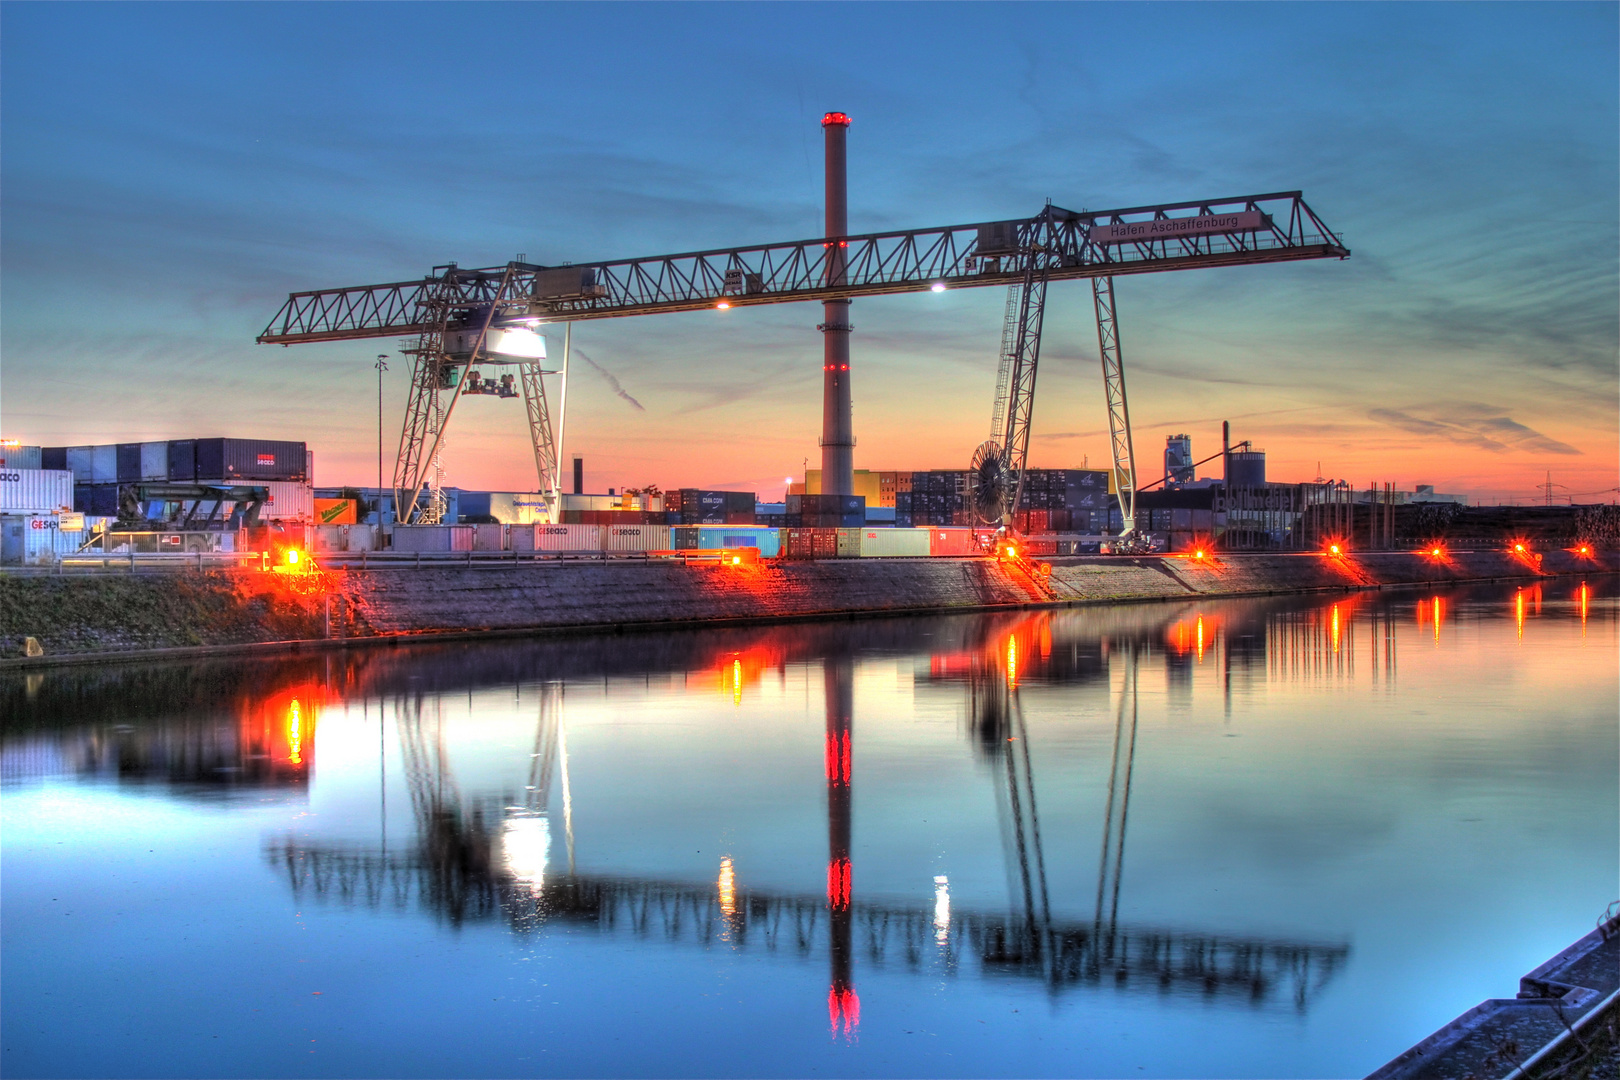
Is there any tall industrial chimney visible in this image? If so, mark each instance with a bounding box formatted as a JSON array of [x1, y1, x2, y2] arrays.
[[819, 111, 854, 498]]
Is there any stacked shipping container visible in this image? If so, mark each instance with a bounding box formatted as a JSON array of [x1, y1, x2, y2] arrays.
[[42, 438, 314, 522]]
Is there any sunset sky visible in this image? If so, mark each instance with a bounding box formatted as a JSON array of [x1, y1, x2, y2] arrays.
[[2, 2, 1615, 503]]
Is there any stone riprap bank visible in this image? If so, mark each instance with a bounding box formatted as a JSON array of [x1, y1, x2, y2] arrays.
[[2, 549, 1612, 661]]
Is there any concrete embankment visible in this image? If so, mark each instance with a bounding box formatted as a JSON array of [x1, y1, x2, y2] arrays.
[[2, 548, 1613, 663]]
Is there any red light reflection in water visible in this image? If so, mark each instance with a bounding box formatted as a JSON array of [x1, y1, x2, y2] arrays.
[[828, 985, 860, 1038], [826, 857, 851, 911], [1330, 605, 1341, 655], [1580, 583, 1589, 635], [1515, 590, 1525, 640], [824, 732, 851, 785], [287, 699, 304, 764], [1432, 597, 1443, 645]]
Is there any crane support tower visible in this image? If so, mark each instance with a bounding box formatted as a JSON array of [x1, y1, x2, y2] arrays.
[[259, 114, 1347, 532]]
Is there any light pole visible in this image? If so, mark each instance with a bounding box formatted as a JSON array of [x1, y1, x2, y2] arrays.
[[375, 355, 389, 525]]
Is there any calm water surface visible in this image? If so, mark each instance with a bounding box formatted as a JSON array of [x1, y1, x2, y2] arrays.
[[3, 580, 1615, 1078]]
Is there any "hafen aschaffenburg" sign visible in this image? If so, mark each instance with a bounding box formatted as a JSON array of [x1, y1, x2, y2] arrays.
[[1090, 210, 1268, 245]]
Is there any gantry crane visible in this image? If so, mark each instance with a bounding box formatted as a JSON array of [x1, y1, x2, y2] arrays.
[[259, 191, 1347, 530]]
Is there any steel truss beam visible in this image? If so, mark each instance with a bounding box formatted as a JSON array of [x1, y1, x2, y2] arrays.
[[258, 193, 1347, 344]]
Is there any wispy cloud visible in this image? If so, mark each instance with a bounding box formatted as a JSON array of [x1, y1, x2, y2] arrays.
[[1368, 406, 1581, 456]]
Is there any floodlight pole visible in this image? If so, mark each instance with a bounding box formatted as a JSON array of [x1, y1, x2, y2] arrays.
[[375, 354, 389, 526], [550, 323, 571, 525]]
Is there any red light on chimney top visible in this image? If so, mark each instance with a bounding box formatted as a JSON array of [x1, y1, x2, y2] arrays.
[[821, 112, 851, 128]]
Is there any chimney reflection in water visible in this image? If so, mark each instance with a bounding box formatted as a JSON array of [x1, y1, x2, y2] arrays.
[[824, 656, 858, 1038]]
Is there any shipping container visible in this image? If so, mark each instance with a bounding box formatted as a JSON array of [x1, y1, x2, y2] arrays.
[[315, 498, 358, 525], [260, 481, 314, 522], [73, 483, 121, 517], [194, 438, 308, 482], [724, 491, 755, 514], [471, 523, 507, 552], [315, 524, 378, 552], [115, 443, 142, 483], [135, 441, 167, 481], [313, 525, 343, 553], [781, 527, 837, 560], [40, 447, 67, 471], [928, 527, 981, 557], [0, 514, 87, 565], [835, 528, 861, 558], [603, 524, 672, 552], [512, 523, 603, 553], [674, 526, 780, 558], [167, 440, 197, 481], [88, 444, 117, 483], [0, 468, 73, 514], [64, 446, 94, 482], [1, 445, 43, 470], [390, 525, 474, 552], [854, 527, 931, 557]]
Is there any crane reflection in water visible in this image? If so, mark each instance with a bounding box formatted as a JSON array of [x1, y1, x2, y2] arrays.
[[245, 599, 1393, 1034]]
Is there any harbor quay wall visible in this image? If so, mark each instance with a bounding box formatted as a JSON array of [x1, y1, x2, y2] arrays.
[[1, 548, 1613, 662]]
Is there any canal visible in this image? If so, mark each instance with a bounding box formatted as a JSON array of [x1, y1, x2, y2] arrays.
[[3, 580, 1615, 1078]]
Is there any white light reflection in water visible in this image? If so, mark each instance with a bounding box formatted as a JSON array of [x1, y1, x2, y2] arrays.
[[502, 814, 551, 894], [933, 875, 950, 944], [718, 857, 737, 917]]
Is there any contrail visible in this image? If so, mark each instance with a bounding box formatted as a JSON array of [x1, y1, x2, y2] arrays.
[[574, 348, 645, 411]]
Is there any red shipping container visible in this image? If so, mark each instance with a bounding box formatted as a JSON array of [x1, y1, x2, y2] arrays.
[[928, 527, 979, 556]]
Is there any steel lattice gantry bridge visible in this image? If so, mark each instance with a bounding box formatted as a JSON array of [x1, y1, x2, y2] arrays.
[[259, 191, 1347, 526]]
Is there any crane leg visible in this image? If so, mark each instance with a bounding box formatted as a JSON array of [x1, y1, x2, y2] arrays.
[[393, 268, 518, 524], [1093, 276, 1138, 543], [519, 361, 559, 514], [972, 249, 1050, 529], [393, 349, 455, 525], [998, 267, 1049, 528]]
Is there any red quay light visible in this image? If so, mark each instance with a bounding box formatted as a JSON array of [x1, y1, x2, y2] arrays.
[[821, 111, 852, 128]]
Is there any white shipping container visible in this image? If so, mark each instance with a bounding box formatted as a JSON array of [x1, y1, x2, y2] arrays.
[[66, 446, 94, 482], [346, 524, 378, 552], [391, 525, 474, 552], [857, 527, 932, 557], [140, 441, 169, 481], [471, 523, 507, 551], [0, 445, 42, 470], [0, 514, 82, 565], [603, 524, 670, 552], [259, 481, 314, 521], [313, 525, 347, 552], [512, 523, 602, 552], [0, 468, 73, 513], [91, 444, 118, 483]]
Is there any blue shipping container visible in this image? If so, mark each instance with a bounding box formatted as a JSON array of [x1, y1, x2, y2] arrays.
[[677, 525, 782, 559]]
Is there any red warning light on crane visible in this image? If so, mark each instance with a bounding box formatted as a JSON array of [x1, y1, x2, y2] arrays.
[[821, 112, 851, 128]]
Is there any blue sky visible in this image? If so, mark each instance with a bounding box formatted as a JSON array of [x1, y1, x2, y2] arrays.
[[2, 1, 1615, 501]]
